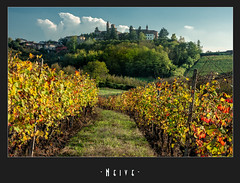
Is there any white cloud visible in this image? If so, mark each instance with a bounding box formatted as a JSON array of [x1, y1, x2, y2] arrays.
[[37, 13, 128, 40], [82, 16, 106, 24], [59, 12, 81, 26], [117, 25, 129, 33], [81, 16, 107, 31], [37, 19, 57, 31], [184, 25, 194, 30]]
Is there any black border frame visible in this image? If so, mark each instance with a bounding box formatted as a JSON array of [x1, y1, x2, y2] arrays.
[[1, 0, 240, 182]]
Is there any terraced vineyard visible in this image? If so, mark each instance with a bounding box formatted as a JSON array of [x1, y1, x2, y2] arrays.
[[185, 55, 233, 77]]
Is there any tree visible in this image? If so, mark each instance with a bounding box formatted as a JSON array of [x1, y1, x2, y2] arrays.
[[138, 32, 146, 41], [137, 26, 142, 36], [129, 30, 138, 41], [58, 38, 68, 46], [63, 65, 76, 75], [51, 62, 62, 72], [197, 40, 203, 53], [110, 27, 118, 40], [66, 36, 78, 53], [159, 27, 169, 39], [83, 60, 109, 84], [179, 36, 185, 43], [8, 37, 13, 44], [171, 33, 177, 41], [187, 41, 201, 60]]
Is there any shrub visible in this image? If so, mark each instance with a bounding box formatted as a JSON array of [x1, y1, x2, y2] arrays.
[[51, 62, 62, 72], [83, 60, 109, 84], [171, 67, 186, 77], [63, 65, 76, 75]]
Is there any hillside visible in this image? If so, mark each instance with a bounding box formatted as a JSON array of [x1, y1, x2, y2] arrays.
[[185, 55, 233, 77]]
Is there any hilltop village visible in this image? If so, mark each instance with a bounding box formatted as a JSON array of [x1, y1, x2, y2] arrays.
[[94, 21, 158, 40], [13, 22, 159, 52]]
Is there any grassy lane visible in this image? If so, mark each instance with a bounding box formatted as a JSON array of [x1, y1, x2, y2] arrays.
[[59, 108, 156, 157], [98, 87, 126, 97]]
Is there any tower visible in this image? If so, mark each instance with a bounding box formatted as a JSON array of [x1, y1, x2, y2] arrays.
[[146, 25, 148, 31], [106, 21, 110, 32]]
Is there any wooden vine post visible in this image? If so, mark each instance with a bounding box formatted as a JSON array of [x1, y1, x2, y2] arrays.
[[184, 69, 198, 156]]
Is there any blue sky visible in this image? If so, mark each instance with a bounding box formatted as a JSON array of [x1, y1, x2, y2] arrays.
[[8, 7, 233, 52]]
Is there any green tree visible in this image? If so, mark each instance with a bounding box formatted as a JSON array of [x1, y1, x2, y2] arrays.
[[83, 61, 109, 84], [197, 40, 203, 53], [63, 65, 76, 75], [9, 38, 21, 50], [159, 27, 169, 39], [51, 62, 62, 72], [58, 37, 68, 46], [110, 28, 118, 40], [186, 41, 201, 61], [66, 36, 78, 53], [8, 37, 13, 47], [171, 33, 177, 41], [129, 25, 138, 40], [138, 32, 146, 41], [129, 30, 138, 41]]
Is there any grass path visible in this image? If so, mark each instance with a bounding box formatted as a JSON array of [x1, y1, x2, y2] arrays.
[[98, 87, 126, 97], [59, 108, 156, 157]]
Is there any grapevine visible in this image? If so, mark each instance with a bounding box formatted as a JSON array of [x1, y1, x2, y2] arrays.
[[98, 77, 233, 157], [8, 53, 98, 156]]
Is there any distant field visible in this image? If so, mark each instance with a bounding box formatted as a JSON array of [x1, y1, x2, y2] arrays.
[[98, 87, 126, 97], [185, 55, 233, 77], [135, 77, 156, 82]]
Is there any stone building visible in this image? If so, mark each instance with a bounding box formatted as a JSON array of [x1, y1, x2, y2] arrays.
[[94, 21, 122, 40], [136, 25, 158, 40], [94, 22, 158, 40]]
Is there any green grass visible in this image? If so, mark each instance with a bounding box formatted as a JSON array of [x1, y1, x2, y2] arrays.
[[98, 87, 126, 97], [59, 109, 156, 157], [135, 77, 156, 83], [185, 55, 233, 77]]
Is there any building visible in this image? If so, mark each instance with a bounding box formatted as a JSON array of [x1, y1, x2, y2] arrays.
[[64, 35, 86, 44], [20, 39, 62, 52], [94, 21, 122, 40], [21, 41, 37, 49], [94, 22, 158, 40], [56, 45, 68, 53], [137, 25, 158, 40], [35, 43, 44, 50], [37, 41, 60, 51]]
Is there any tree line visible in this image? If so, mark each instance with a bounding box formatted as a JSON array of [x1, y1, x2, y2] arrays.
[[8, 28, 202, 80]]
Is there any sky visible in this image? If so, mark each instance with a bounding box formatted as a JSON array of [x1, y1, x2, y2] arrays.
[[8, 7, 233, 52]]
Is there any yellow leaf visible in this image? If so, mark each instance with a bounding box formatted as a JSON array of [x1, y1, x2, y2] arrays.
[[29, 53, 34, 59], [220, 98, 225, 102], [35, 130, 40, 136], [23, 135, 28, 141], [44, 82, 49, 89], [225, 94, 231, 98], [27, 64, 32, 71]]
